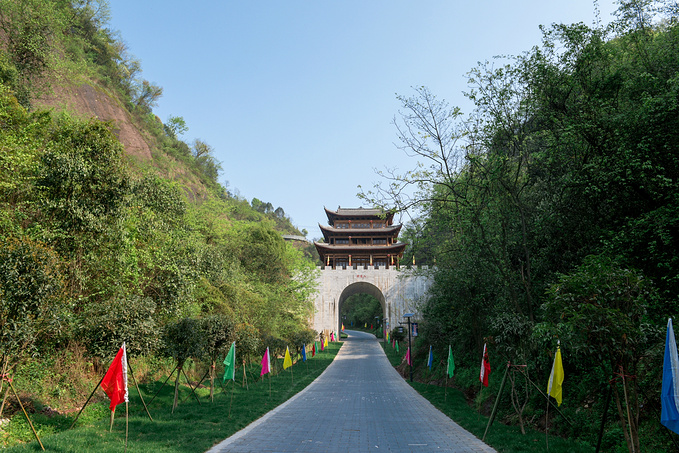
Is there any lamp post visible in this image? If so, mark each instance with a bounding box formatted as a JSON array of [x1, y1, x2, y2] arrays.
[[403, 313, 414, 382]]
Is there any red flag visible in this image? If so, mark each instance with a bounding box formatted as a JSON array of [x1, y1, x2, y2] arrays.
[[312, 343, 316, 357], [100, 343, 128, 410], [479, 343, 491, 387], [406, 347, 411, 366]]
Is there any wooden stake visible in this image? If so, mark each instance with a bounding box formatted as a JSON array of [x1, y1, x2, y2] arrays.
[[242, 360, 248, 390], [127, 360, 153, 421], [0, 385, 9, 419], [181, 367, 210, 404], [482, 361, 510, 442], [148, 363, 178, 406], [180, 367, 202, 405], [595, 384, 613, 453], [621, 368, 636, 452], [70, 372, 107, 429], [8, 379, 44, 451]]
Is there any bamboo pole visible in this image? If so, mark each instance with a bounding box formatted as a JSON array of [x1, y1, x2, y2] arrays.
[[482, 362, 510, 442], [0, 385, 9, 419], [595, 384, 613, 453], [228, 380, 236, 418], [545, 392, 550, 450], [516, 366, 574, 427], [180, 367, 202, 405], [125, 401, 129, 453], [147, 363, 178, 406], [620, 368, 636, 453], [109, 406, 115, 432], [70, 372, 107, 429], [8, 379, 44, 451], [181, 367, 210, 403], [242, 360, 248, 390], [127, 360, 153, 421]]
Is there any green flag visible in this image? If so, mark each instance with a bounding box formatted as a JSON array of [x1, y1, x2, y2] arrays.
[[396, 340, 399, 353], [223, 342, 236, 382], [447, 345, 455, 378]]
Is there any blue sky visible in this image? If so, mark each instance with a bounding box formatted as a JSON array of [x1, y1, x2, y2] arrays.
[[107, 1, 619, 238]]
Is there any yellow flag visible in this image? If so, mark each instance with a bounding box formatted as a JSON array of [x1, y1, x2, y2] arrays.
[[547, 341, 564, 406], [283, 346, 292, 370], [324, 336, 328, 348]]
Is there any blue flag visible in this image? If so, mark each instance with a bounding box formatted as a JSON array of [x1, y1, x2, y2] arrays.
[[301, 344, 307, 362], [427, 345, 433, 369], [662, 318, 679, 434]]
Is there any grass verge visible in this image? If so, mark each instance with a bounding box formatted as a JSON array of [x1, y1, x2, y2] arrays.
[[3, 342, 341, 452], [380, 341, 594, 453]]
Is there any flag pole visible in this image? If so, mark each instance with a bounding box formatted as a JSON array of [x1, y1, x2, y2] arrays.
[[109, 406, 116, 432], [545, 391, 550, 450], [229, 380, 235, 418], [7, 378, 44, 450], [127, 360, 153, 421], [70, 372, 108, 429], [125, 400, 129, 453], [242, 360, 248, 390]]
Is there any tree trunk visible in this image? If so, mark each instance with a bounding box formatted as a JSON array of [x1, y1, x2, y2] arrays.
[[172, 361, 184, 413], [210, 360, 215, 403]]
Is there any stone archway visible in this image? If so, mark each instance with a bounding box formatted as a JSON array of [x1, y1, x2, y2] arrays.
[[311, 266, 433, 338], [337, 282, 386, 331]]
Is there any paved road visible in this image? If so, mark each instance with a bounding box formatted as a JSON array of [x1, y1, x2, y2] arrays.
[[207, 330, 495, 453]]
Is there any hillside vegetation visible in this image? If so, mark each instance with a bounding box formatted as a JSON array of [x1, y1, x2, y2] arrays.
[[0, 0, 318, 442], [364, 2, 679, 452]]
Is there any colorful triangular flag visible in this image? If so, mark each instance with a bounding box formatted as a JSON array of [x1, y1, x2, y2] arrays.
[[223, 342, 236, 382], [547, 340, 564, 406], [662, 318, 679, 434], [260, 347, 271, 376], [447, 345, 455, 378], [480, 343, 490, 387], [101, 343, 128, 410], [283, 346, 293, 370]]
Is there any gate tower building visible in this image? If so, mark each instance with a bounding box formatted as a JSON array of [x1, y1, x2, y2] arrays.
[[314, 206, 406, 269]]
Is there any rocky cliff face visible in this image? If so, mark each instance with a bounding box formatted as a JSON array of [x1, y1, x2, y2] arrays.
[[35, 81, 153, 162]]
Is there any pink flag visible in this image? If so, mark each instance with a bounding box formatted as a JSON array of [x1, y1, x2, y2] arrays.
[[330, 332, 335, 342], [260, 347, 271, 376], [406, 347, 411, 365]]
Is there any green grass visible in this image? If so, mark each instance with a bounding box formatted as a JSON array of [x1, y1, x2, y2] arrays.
[[380, 342, 593, 453], [3, 343, 341, 452]]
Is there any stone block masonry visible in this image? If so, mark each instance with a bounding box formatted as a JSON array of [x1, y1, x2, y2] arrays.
[[311, 265, 433, 337]]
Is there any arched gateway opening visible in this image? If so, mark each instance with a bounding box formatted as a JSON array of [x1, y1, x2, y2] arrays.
[[338, 282, 386, 331]]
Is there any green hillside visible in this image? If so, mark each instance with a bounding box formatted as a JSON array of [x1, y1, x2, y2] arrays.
[[0, 1, 318, 446]]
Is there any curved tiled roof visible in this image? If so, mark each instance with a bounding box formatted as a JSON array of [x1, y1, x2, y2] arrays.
[[318, 223, 402, 241], [324, 206, 395, 224]]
